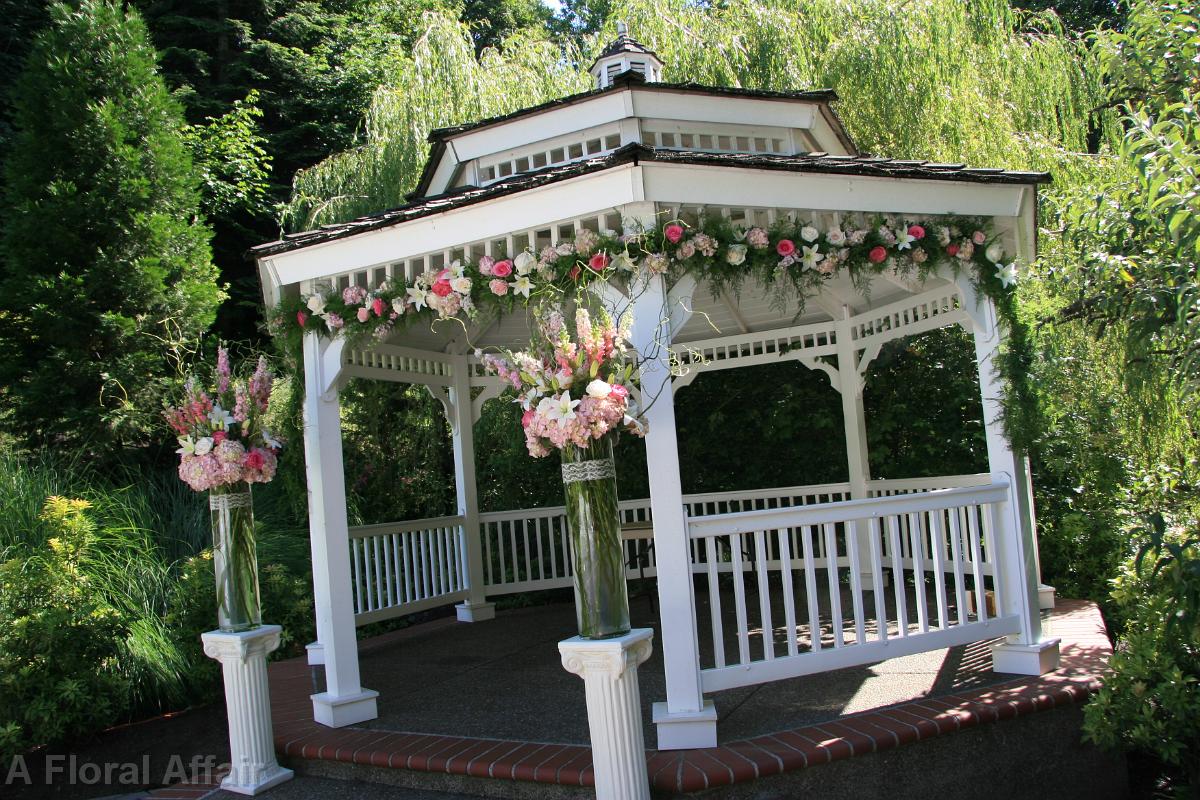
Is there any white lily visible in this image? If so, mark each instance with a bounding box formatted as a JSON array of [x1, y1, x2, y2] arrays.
[[895, 228, 916, 250], [512, 276, 534, 298], [261, 429, 282, 449], [406, 286, 427, 310], [611, 252, 637, 272], [514, 251, 536, 275], [447, 260, 466, 279], [306, 293, 327, 315], [540, 392, 580, 427], [799, 245, 824, 270], [208, 405, 234, 430], [996, 262, 1019, 288], [176, 436, 196, 456]]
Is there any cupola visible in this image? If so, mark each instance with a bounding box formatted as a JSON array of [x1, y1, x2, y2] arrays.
[[588, 22, 663, 89]]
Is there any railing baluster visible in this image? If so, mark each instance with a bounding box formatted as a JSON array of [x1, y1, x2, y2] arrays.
[[983, 501, 1005, 614], [754, 529, 775, 660], [535, 516, 546, 580], [967, 505, 988, 622], [909, 512, 929, 633], [549, 515, 561, 579], [928, 510, 950, 629], [484, 521, 494, 586], [383, 533, 395, 608], [421, 531, 433, 599], [730, 533, 751, 665], [352, 539, 366, 614], [949, 506, 968, 625], [823, 522, 843, 648], [868, 518, 887, 643], [508, 521, 520, 584], [846, 520, 866, 645], [888, 515, 908, 637], [521, 519, 532, 584], [802, 525, 822, 652], [498, 521, 509, 584], [777, 527, 799, 657], [372, 535, 384, 610], [705, 536, 726, 669]]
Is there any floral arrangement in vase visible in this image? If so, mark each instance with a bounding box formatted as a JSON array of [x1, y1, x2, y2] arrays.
[[165, 347, 281, 632], [479, 299, 645, 639]]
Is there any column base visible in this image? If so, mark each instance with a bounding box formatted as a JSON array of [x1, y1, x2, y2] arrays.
[[305, 641, 324, 665], [653, 700, 718, 750], [1038, 583, 1057, 610], [312, 688, 379, 727], [456, 601, 496, 622], [991, 638, 1061, 675], [220, 764, 294, 796]]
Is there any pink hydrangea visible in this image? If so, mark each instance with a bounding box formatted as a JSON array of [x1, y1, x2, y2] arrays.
[[478, 255, 496, 276], [746, 227, 769, 248], [342, 285, 367, 305]]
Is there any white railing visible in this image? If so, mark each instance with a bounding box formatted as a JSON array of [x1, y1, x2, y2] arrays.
[[686, 482, 1019, 692], [868, 473, 991, 497], [479, 482, 855, 596], [348, 515, 469, 625]]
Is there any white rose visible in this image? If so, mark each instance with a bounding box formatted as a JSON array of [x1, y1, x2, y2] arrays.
[[826, 228, 846, 246], [194, 437, 214, 456], [391, 297, 408, 315], [725, 244, 748, 265], [800, 225, 819, 243], [586, 379, 612, 398], [556, 242, 575, 256], [985, 242, 1005, 263], [514, 251, 536, 275], [306, 294, 326, 314], [451, 276, 472, 293]]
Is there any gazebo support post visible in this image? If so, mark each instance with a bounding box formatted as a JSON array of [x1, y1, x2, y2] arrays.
[[835, 307, 880, 591], [633, 273, 718, 750], [967, 305, 1060, 675], [449, 353, 495, 622], [301, 332, 380, 726]]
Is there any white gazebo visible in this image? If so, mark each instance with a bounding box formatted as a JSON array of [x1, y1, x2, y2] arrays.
[[252, 35, 1059, 755]]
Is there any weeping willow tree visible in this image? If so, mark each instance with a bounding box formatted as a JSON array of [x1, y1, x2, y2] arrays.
[[283, 0, 1106, 231]]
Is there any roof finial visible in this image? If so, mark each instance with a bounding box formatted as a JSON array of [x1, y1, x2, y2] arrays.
[[616, 20, 628, 37]]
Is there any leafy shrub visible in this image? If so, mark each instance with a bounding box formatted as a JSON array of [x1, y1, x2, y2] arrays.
[[1084, 515, 1200, 794], [0, 498, 131, 761]]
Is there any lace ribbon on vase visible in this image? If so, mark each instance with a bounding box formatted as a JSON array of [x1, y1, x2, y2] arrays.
[[561, 458, 617, 484], [209, 491, 253, 511]]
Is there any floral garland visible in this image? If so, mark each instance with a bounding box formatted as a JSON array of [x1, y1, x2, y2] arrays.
[[271, 213, 1020, 352]]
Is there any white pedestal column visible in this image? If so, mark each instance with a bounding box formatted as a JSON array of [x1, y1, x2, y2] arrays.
[[201, 626, 294, 795], [559, 629, 653, 800]]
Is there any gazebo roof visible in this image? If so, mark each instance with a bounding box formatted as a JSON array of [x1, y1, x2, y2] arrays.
[[249, 143, 1050, 259]]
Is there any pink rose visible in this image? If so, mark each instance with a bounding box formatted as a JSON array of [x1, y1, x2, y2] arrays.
[[946, 243, 960, 257], [609, 384, 629, 402], [492, 259, 513, 277], [356, 307, 370, 323], [868, 246, 888, 264], [372, 297, 386, 317], [664, 223, 684, 244], [489, 278, 509, 296], [972, 230, 986, 245], [588, 253, 609, 271], [296, 311, 308, 328], [908, 224, 926, 240], [244, 449, 265, 470], [776, 239, 796, 257], [431, 281, 453, 297], [478, 255, 496, 276]]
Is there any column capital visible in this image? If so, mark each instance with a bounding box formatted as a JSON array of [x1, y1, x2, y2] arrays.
[[559, 628, 653, 680], [201, 625, 282, 664]]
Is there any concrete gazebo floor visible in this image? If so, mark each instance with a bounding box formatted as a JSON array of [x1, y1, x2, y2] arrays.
[[260, 596, 1117, 796]]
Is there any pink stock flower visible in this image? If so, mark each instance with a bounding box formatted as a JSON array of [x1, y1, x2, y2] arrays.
[[492, 259, 513, 277], [489, 279, 509, 296], [372, 297, 386, 317], [908, 224, 926, 240], [664, 223, 685, 244], [588, 253, 610, 271], [776, 239, 796, 257], [356, 307, 370, 323], [868, 246, 888, 264], [216, 347, 231, 394]]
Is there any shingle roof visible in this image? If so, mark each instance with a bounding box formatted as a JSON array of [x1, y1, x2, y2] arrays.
[[250, 144, 1050, 259], [589, 32, 660, 70]]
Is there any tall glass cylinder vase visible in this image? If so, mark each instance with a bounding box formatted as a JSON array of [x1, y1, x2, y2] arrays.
[[561, 434, 630, 639], [209, 481, 262, 633]]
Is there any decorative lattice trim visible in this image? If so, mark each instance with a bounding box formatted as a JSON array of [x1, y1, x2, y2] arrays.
[[561, 458, 616, 484], [210, 492, 253, 511]]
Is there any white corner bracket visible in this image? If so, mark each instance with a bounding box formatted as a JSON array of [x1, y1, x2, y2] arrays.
[[560, 629, 654, 800], [991, 638, 1061, 676], [201, 626, 294, 795]]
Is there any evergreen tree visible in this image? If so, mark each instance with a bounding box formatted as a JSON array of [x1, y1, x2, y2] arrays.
[[0, 0, 223, 454]]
